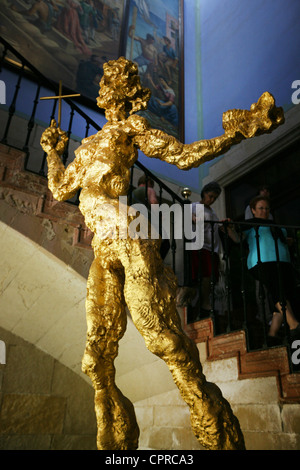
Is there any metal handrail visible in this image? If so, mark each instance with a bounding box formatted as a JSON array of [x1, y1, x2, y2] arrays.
[[186, 219, 300, 373]]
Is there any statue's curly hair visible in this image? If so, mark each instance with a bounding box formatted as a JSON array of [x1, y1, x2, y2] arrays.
[[97, 57, 151, 119]]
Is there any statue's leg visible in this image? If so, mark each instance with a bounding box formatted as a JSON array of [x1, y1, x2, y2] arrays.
[[121, 239, 245, 451], [82, 257, 139, 450]]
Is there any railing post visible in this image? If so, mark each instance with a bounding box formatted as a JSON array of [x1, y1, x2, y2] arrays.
[[158, 185, 163, 205], [2, 63, 24, 144], [84, 122, 90, 138], [128, 166, 134, 205], [273, 232, 295, 371], [39, 101, 58, 175], [23, 83, 41, 166], [170, 196, 176, 273], [144, 174, 149, 208], [209, 220, 216, 331], [254, 225, 268, 348], [0, 43, 7, 72], [62, 107, 75, 165], [182, 198, 192, 287], [223, 220, 233, 333], [239, 223, 250, 346], [273, 235, 290, 340]]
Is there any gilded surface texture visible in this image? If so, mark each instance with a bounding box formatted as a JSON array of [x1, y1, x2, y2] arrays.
[[40, 57, 284, 450]]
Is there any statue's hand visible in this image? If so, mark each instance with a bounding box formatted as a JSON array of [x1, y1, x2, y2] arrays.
[[40, 119, 68, 155], [222, 92, 285, 140]]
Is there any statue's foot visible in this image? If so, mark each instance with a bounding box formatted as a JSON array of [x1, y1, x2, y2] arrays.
[[190, 381, 245, 450], [94, 386, 140, 450]]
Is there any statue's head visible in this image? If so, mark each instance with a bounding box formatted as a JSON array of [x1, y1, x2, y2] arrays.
[[97, 57, 151, 122]]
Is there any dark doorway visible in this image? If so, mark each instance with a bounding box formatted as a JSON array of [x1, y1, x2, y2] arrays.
[[225, 140, 300, 226]]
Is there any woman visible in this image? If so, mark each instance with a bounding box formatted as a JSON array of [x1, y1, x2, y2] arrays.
[[191, 182, 239, 311], [147, 76, 179, 127], [244, 195, 300, 345]]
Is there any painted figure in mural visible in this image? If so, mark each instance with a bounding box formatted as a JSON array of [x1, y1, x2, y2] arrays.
[[40, 57, 284, 451], [158, 36, 178, 84], [78, 0, 97, 44], [56, 0, 91, 56], [128, 26, 158, 76], [11, 0, 58, 33], [146, 74, 179, 127]]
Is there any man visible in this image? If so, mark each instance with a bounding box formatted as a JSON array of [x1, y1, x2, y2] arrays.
[[40, 56, 284, 451], [129, 27, 158, 75], [13, 0, 57, 33], [131, 174, 158, 206], [158, 36, 178, 83]]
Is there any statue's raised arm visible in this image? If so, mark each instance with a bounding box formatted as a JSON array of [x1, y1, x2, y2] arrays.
[[128, 91, 284, 170], [41, 57, 284, 201], [96, 57, 284, 170]]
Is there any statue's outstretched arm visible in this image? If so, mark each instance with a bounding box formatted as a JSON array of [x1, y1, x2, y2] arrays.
[[40, 120, 81, 201], [131, 92, 284, 170]]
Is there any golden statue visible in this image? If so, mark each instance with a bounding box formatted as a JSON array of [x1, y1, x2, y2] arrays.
[[40, 57, 284, 451]]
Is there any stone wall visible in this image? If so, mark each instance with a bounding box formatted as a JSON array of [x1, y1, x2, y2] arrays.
[[0, 326, 97, 450], [1, 325, 300, 450]]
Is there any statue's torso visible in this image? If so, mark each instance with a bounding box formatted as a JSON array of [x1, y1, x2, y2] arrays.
[[74, 120, 139, 237]]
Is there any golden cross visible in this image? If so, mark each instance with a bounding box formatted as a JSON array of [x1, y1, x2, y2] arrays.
[[40, 80, 80, 127]]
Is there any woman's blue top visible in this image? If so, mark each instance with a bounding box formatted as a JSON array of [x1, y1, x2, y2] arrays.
[[244, 226, 290, 269]]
